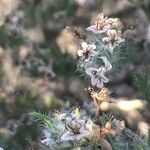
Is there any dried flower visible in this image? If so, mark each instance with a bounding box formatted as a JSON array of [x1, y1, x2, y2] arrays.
[[87, 13, 110, 34], [87, 13, 125, 53], [95, 13, 107, 30], [103, 30, 119, 43], [87, 13, 122, 35], [61, 115, 91, 141], [100, 121, 116, 137], [85, 57, 112, 88], [77, 42, 96, 60], [102, 29, 124, 51], [91, 124, 101, 137], [90, 88, 111, 106], [105, 18, 123, 30], [89, 88, 111, 122]]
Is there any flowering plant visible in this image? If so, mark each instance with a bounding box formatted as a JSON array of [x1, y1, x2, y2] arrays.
[[32, 13, 150, 150]]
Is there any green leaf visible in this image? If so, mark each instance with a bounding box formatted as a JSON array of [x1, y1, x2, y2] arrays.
[[31, 112, 55, 130]]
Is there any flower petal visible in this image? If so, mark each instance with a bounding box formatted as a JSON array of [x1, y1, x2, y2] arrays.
[[91, 76, 98, 86], [61, 132, 75, 141], [41, 138, 51, 146], [96, 80, 104, 88], [76, 129, 91, 140], [61, 129, 91, 141], [90, 44, 96, 50], [100, 56, 112, 71], [81, 42, 88, 49], [87, 25, 96, 32], [85, 67, 95, 76], [101, 75, 109, 83], [77, 50, 83, 57]]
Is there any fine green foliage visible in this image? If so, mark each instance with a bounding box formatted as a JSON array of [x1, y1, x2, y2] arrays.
[[1, 124, 38, 150], [0, 26, 26, 48], [31, 112, 55, 130], [22, 0, 76, 26], [134, 70, 150, 101]]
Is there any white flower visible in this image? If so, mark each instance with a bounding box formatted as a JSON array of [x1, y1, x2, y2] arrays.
[[61, 115, 91, 141], [77, 42, 96, 59], [85, 57, 112, 88]]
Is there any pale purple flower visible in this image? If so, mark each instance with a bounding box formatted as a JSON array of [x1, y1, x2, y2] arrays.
[[61, 115, 91, 141], [77, 42, 96, 59], [86, 67, 108, 88], [85, 57, 112, 88]]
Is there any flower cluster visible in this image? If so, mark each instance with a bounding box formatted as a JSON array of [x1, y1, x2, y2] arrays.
[[38, 111, 93, 148], [87, 13, 122, 33], [37, 109, 126, 149], [39, 109, 149, 149], [77, 13, 125, 88], [102, 29, 124, 51], [32, 12, 150, 150], [87, 13, 124, 51], [78, 42, 112, 88]]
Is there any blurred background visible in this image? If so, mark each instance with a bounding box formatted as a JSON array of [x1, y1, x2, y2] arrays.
[[0, 0, 149, 149]]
